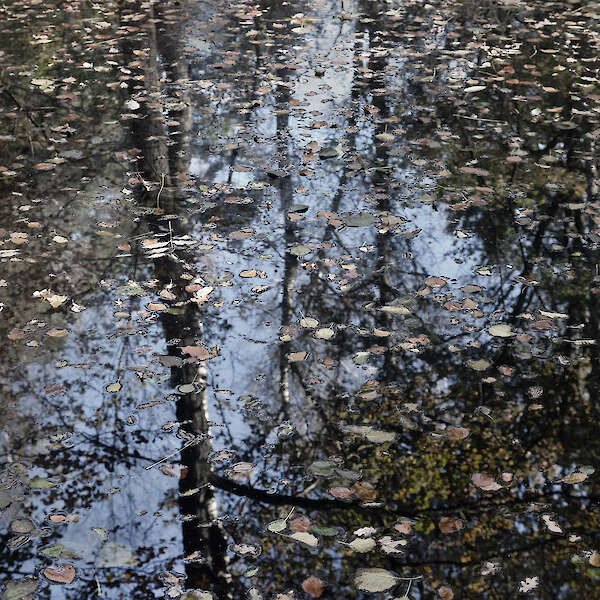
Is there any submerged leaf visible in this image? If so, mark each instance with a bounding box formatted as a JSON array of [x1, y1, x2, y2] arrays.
[[2, 577, 39, 600]]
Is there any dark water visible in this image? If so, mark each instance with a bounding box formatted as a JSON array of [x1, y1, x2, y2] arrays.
[[1, 0, 600, 598]]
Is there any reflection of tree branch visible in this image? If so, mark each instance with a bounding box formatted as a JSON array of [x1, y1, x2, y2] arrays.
[[209, 472, 600, 523]]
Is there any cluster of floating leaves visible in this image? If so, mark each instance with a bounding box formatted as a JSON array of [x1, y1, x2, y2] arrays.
[[2, 0, 600, 597]]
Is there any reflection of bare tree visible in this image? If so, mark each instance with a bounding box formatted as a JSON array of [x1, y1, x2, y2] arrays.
[[126, 2, 232, 596]]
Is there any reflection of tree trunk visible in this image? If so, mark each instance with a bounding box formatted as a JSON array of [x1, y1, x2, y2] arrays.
[[360, 0, 395, 376], [123, 2, 231, 597], [161, 295, 231, 598], [275, 67, 296, 417]]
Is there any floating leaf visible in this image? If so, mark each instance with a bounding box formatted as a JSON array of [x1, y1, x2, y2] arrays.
[[43, 565, 76, 584], [290, 245, 311, 257], [560, 471, 588, 484], [541, 514, 562, 534], [378, 536, 406, 554], [379, 305, 411, 316], [471, 473, 502, 491], [288, 531, 319, 547], [344, 212, 375, 227], [115, 282, 144, 296], [319, 147, 339, 159], [2, 577, 39, 600], [300, 317, 318, 328], [289, 516, 311, 532], [342, 425, 395, 444], [181, 345, 217, 361], [9, 519, 34, 534], [40, 544, 81, 560], [354, 568, 398, 592], [345, 537, 376, 552], [439, 517, 463, 534], [301, 576, 324, 598], [468, 359, 490, 371], [488, 324, 513, 338], [267, 519, 287, 533], [314, 328, 334, 340], [29, 476, 57, 489], [518, 577, 539, 592], [352, 352, 370, 365], [446, 427, 469, 441]]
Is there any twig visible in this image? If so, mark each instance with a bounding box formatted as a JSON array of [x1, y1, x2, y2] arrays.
[[144, 437, 199, 470], [156, 172, 165, 208]]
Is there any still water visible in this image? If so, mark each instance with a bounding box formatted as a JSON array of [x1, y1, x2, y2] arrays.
[[1, 0, 600, 598]]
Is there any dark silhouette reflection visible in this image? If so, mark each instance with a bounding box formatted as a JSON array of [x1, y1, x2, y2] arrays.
[[124, 1, 232, 597]]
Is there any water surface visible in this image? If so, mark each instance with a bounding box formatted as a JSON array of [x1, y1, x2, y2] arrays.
[[1, 0, 600, 598]]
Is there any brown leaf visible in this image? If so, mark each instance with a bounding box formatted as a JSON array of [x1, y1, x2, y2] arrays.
[[33, 162, 56, 171], [289, 516, 311, 532], [180, 345, 216, 361], [425, 276, 447, 288], [438, 585, 454, 600], [560, 471, 587, 485], [43, 564, 76, 584], [394, 521, 413, 535], [47, 328, 69, 337], [446, 426, 469, 441], [301, 576, 324, 598], [471, 473, 502, 491], [460, 166, 489, 177], [439, 517, 463, 534], [329, 486, 353, 499]]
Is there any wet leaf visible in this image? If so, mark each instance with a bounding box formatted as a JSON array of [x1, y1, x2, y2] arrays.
[[1, 577, 39, 600], [288, 531, 319, 547], [267, 519, 287, 533], [9, 519, 34, 534], [518, 577, 539, 592], [345, 537, 376, 552], [344, 212, 375, 227], [29, 476, 57, 489], [290, 245, 311, 257], [472, 473, 502, 491], [353, 568, 398, 592], [468, 359, 490, 371], [301, 576, 324, 598], [439, 517, 463, 534], [40, 544, 81, 560], [43, 565, 76, 584], [488, 324, 514, 338]]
